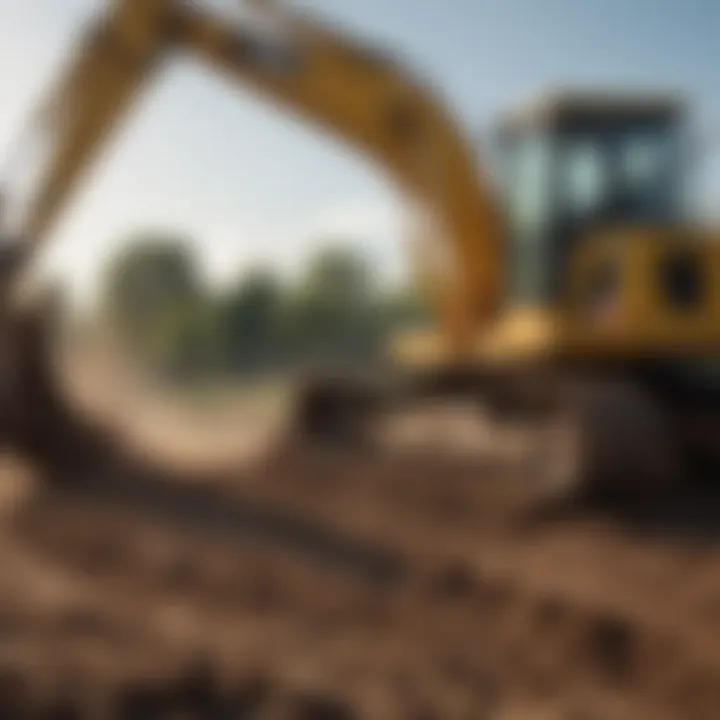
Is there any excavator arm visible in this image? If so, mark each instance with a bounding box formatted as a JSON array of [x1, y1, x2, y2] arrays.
[[1, 0, 167, 250], [3, 0, 502, 357]]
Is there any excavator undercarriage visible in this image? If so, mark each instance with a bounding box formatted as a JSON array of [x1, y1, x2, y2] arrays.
[[291, 327, 720, 502], [289, 363, 686, 502]]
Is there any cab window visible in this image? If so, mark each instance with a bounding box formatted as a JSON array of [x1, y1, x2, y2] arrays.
[[559, 137, 609, 218]]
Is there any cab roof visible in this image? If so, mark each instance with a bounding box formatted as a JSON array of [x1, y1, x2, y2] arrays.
[[498, 89, 686, 135]]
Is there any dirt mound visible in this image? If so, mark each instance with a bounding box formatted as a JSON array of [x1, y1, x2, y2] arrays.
[[2, 380, 720, 719]]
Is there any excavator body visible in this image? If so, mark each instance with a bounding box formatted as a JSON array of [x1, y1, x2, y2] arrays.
[[395, 91, 720, 365], [378, 91, 720, 497], [0, 0, 717, 498]]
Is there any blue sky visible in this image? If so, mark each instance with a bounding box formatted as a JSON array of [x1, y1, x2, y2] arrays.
[[0, 0, 717, 304]]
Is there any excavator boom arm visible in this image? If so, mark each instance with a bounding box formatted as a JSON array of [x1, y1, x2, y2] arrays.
[[4, 0, 501, 354]]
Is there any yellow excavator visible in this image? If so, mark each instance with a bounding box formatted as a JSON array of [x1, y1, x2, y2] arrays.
[[0, 0, 718, 497]]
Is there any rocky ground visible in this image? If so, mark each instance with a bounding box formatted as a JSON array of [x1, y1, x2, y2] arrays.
[[2, 363, 720, 719]]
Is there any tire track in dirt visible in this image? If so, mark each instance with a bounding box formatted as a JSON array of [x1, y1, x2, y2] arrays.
[[7, 417, 720, 720], [38, 473, 407, 586], [11, 492, 720, 720]]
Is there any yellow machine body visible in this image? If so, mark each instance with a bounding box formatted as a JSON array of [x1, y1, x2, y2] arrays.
[[3, 2, 720, 495], [394, 227, 720, 367]]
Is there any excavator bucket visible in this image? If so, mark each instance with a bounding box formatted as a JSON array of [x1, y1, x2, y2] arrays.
[[0, 243, 114, 478]]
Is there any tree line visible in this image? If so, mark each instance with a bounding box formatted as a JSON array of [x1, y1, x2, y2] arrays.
[[98, 232, 430, 384]]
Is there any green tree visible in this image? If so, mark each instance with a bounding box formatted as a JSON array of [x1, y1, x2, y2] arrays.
[[283, 244, 382, 365], [377, 281, 431, 332], [97, 231, 435, 383], [100, 233, 209, 378], [151, 301, 217, 381], [216, 267, 284, 373]]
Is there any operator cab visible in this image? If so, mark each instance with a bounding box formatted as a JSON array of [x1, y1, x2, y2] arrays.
[[495, 91, 687, 303]]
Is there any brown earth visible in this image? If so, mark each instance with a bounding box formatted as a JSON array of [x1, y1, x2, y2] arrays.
[[2, 359, 720, 719]]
